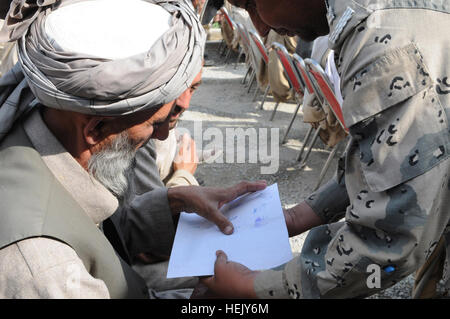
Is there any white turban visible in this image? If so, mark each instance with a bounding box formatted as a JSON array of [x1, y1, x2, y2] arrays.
[[0, 0, 205, 140]]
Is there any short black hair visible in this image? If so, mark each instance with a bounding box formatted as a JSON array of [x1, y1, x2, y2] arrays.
[[0, 1, 12, 20]]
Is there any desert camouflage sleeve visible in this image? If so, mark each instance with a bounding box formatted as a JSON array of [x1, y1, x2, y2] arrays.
[[253, 6, 450, 299]]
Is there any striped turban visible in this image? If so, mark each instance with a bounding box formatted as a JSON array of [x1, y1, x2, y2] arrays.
[[0, 0, 206, 140]]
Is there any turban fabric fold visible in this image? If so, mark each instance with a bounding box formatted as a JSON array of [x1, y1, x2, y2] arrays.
[[0, 0, 206, 141]]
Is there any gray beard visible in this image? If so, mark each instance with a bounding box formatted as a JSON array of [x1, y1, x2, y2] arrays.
[[88, 132, 137, 198]]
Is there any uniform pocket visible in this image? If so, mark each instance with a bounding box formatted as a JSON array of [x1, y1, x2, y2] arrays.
[[348, 45, 450, 192], [343, 43, 435, 127]]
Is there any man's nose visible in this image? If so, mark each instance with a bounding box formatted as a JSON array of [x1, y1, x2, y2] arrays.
[[176, 89, 192, 111]]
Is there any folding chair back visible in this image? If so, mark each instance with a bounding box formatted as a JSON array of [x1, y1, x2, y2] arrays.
[[305, 58, 348, 132], [248, 29, 269, 64], [239, 26, 259, 65], [291, 54, 315, 96], [236, 23, 250, 51], [271, 42, 304, 97], [220, 7, 235, 31]]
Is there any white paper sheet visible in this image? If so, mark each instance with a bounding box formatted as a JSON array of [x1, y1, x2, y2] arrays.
[[167, 183, 293, 278]]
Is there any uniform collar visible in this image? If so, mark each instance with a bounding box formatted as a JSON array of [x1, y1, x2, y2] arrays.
[[23, 109, 119, 225], [325, 0, 372, 50]]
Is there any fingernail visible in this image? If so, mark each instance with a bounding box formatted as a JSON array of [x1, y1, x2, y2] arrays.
[[224, 225, 233, 235]]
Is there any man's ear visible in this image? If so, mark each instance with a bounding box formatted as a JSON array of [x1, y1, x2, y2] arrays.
[[83, 117, 105, 145]]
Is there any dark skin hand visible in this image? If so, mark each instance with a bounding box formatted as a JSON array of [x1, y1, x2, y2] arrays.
[[168, 181, 268, 235], [198, 201, 324, 298], [198, 250, 260, 299], [136, 181, 268, 264]]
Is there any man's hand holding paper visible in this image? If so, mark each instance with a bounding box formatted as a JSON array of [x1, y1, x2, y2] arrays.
[[167, 183, 293, 294]]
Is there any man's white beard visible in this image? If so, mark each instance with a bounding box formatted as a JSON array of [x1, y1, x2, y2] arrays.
[[88, 132, 137, 198]]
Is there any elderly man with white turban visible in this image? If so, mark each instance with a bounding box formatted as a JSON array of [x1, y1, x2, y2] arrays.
[[0, 0, 266, 298]]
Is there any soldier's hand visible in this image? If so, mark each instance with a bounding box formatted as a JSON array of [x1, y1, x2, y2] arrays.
[[199, 250, 259, 298], [167, 181, 267, 235]]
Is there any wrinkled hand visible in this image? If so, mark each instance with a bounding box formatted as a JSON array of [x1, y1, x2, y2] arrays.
[[199, 250, 259, 298], [173, 133, 198, 175], [168, 181, 267, 235]]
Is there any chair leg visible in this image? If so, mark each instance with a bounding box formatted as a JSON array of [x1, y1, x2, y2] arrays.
[[297, 125, 314, 162], [282, 102, 302, 144], [217, 40, 224, 53], [245, 69, 255, 87], [313, 143, 339, 191], [221, 44, 228, 56], [299, 127, 321, 167], [247, 72, 256, 93], [242, 66, 252, 85], [252, 85, 260, 101], [342, 136, 353, 156], [235, 48, 244, 69], [260, 85, 270, 110], [224, 48, 232, 62], [269, 102, 280, 121]]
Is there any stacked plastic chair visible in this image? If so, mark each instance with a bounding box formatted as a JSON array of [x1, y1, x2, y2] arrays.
[[302, 58, 349, 190], [235, 23, 254, 84], [289, 53, 321, 165], [269, 43, 305, 128], [246, 29, 270, 102], [218, 7, 237, 62]]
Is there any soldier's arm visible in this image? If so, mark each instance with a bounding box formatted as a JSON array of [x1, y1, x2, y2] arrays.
[[202, 158, 448, 299], [251, 107, 448, 299], [253, 146, 448, 299], [284, 166, 349, 236], [253, 12, 450, 298]]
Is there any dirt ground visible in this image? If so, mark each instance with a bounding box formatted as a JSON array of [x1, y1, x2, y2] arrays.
[[177, 41, 417, 299]]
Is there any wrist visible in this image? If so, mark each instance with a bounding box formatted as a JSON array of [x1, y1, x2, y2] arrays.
[[247, 272, 260, 298], [287, 201, 324, 236], [167, 186, 188, 216]]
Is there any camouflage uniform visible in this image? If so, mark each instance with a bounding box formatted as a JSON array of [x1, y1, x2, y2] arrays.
[[254, 0, 450, 298]]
